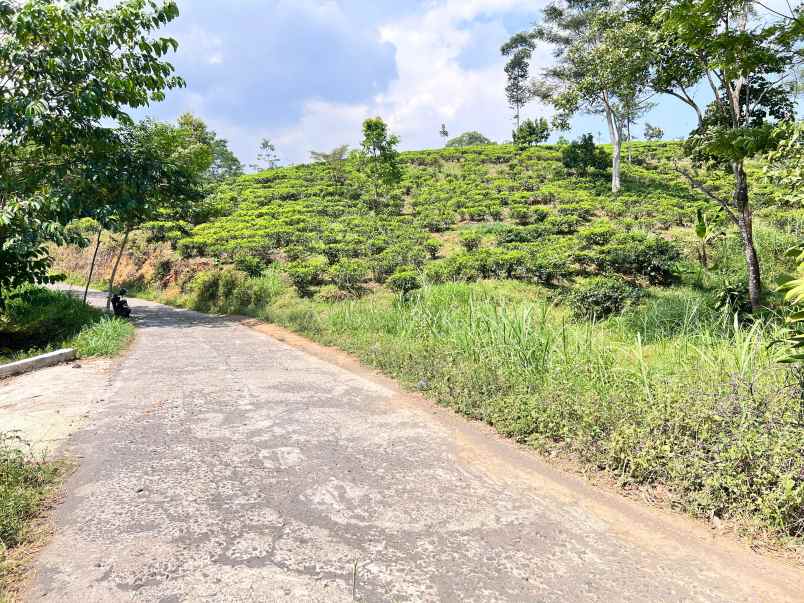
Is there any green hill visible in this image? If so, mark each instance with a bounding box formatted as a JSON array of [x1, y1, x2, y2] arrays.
[[55, 141, 804, 547]]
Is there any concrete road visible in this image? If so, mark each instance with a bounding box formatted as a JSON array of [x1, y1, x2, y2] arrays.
[[26, 290, 804, 602]]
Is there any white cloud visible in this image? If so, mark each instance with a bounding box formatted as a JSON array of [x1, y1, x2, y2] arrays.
[[274, 0, 549, 163]]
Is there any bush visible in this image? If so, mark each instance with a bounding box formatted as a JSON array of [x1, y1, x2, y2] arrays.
[[459, 230, 482, 252], [315, 284, 351, 303], [233, 253, 266, 277], [424, 255, 483, 284], [567, 276, 644, 320], [578, 221, 617, 246], [596, 232, 681, 284], [328, 258, 369, 293], [387, 267, 421, 297], [424, 238, 441, 259], [561, 134, 609, 176], [285, 257, 328, 295], [0, 286, 99, 354]]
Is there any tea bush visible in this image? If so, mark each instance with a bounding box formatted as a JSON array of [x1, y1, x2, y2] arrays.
[[387, 267, 421, 297], [568, 276, 645, 320]]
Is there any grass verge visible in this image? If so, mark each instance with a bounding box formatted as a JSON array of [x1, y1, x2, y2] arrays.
[[0, 286, 134, 365], [0, 435, 62, 601]]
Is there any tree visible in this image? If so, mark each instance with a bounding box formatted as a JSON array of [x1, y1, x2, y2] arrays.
[[310, 145, 350, 188], [501, 33, 536, 129], [359, 118, 402, 213], [0, 196, 79, 308], [445, 132, 493, 148], [439, 124, 449, 143], [176, 114, 242, 181], [0, 0, 184, 298], [644, 123, 665, 141], [657, 0, 801, 310], [254, 138, 280, 171], [561, 134, 610, 175], [513, 118, 550, 149], [508, 2, 653, 193], [68, 121, 209, 311]]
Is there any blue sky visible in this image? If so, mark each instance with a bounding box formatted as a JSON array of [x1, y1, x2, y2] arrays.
[[137, 0, 728, 166]]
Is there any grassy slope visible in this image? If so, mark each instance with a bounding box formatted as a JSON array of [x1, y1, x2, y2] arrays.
[[54, 141, 804, 549]]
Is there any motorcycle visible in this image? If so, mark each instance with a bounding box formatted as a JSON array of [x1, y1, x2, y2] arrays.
[[110, 288, 132, 318]]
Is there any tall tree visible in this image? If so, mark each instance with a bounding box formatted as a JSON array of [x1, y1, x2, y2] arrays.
[[501, 33, 537, 129], [0, 0, 184, 297], [358, 118, 402, 213], [643, 123, 665, 141], [656, 0, 801, 310], [254, 138, 280, 171], [445, 132, 493, 148], [176, 113, 243, 181], [88, 120, 209, 311], [439, 124, 450, 144], [508, 2, 653, 193]]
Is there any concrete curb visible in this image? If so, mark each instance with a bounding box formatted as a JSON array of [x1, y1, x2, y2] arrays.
[[0, 348, 77, 380]]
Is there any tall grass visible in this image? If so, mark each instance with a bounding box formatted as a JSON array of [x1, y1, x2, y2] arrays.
[[0, 435, 61, 599], [265, 282, 803, 541], [146, 271, 803, 543], [0, 286, 133, 363]]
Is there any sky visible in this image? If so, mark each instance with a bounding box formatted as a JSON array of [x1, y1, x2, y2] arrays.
[[132, 0, 778, 167]]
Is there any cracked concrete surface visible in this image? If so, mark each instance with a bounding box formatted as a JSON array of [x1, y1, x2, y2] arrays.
[[0, 358, 113, 457], [24, 290, 804, 601]]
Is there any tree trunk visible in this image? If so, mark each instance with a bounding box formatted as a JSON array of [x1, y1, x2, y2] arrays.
[[83, 227, 103, 303], [627, 120, 632, 163], [733, 163, 761, 311], [605, 108, 622, 194], [106, 228, 130, 313]]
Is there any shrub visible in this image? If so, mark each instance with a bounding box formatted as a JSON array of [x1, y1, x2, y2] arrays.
[[459, 230, 482, 252], [544, 214, 582, 235], [596, 232, 681, 284], [578, 221, 617, 246], [0, 286, 98, 352], [567, 276, 644, 320], [387, 267, 421, 297], [713, 279, 753, 320], [328, 258, 369, 293], [561, 134, 609, 176], [424, 255, 483, 283], [233, 253, 266, 277], [285, 257, 328, 295], [424, 238, 441, 259], [510, 204, 550, 226], [315, 284, 351, 303]]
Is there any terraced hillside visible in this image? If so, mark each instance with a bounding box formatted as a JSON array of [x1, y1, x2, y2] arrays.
[[55, 141, 804, 548]]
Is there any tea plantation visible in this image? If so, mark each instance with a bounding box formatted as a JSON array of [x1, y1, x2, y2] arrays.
[[55, 141, 804, 547]]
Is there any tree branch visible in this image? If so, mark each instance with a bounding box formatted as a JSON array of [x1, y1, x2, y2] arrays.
[[672, 163, 739, 225]]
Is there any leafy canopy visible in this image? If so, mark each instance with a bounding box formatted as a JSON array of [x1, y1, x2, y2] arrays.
[[513, 118, 550, 149], [446, 131, 494, 148], [0, 0, 184, 296]]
